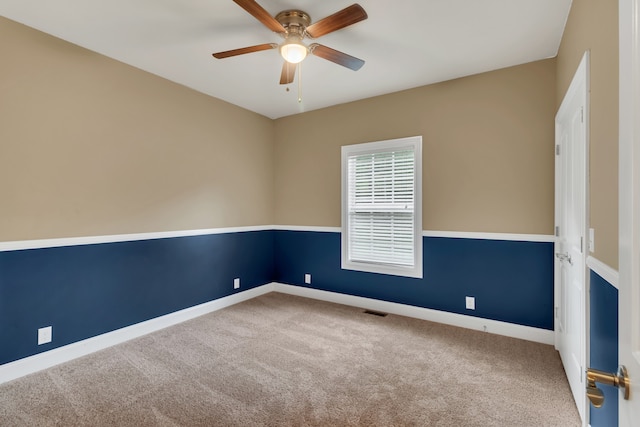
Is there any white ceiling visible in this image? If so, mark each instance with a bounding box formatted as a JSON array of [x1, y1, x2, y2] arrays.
[[1, 0, 572, 119]]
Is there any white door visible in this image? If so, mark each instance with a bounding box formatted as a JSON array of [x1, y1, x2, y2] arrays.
[[619, 0, 640, 424], [555, 52, 589, 424]]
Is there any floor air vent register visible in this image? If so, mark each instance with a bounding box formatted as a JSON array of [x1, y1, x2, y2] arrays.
[[363, 309, 388, 317]]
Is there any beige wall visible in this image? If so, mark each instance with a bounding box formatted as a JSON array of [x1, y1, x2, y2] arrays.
[[274, 59, 557, 235], [556, 0, 619, 269], [7, 12, 601, 246], [0, 17, 275, 241]]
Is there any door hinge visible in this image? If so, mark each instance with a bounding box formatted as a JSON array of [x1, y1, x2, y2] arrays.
[[581, 236, 584, 253], [581, 107, 584, 123], [555, 307, 559, 318], [555, 226, 559, 237], [556, 144, 560, 155]]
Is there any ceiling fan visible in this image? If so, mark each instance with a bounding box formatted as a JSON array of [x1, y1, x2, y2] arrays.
[[212, 0, 368, 85]]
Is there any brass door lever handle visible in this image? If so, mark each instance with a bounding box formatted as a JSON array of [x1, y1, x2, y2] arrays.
[[586, 365, 630, 408]]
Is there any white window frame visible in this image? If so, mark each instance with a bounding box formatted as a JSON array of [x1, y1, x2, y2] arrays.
[[341, 136, 423, 279]]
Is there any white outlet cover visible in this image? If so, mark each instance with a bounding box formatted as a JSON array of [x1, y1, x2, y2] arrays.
[[304, 274, 311, 284], [38, 326, 52, 345], [465, 297, 475, 310], [234, 278, 240, 289]]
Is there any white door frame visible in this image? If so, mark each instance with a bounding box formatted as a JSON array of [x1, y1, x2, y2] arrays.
[[555, 51, 590, 426], [618, 0, 640, 424]]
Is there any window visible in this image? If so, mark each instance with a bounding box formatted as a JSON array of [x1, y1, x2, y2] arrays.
[[341, 136, 422, 278]]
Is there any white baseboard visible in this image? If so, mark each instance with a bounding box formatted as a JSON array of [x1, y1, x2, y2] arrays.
[[0, 284, 276, 385], [0, 282, 554, 385], [273, 283, 555, 345]]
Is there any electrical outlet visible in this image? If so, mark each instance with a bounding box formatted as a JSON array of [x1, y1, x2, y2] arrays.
[[304, 273, 311, 284], [465, 296, 475, 310], [38, 326, 52, 345], [234, 278, 240, 289]]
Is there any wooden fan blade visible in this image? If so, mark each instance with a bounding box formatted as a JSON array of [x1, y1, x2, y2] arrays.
[[305, 4, 368, 38], [212, 43, 277, 59], [233, 0, 286, 33], [309, 44, 364, 71], [280, 61, 296, 84]]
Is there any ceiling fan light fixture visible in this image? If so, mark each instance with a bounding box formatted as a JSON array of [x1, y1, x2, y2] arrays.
[[280, 37, 308, 64]]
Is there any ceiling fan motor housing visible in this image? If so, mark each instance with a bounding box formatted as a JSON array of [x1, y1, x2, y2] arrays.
[[275, 10, 311, 38]]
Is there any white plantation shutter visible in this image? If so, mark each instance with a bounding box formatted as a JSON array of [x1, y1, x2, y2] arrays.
[[341, 137, 423, 278], [348, 150, 415, 265]]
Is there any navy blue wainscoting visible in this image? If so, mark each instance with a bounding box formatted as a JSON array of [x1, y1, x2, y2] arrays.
[[0, 231, 274, 365], [589, 270, 619, 427], [274, 230, 554, 330]]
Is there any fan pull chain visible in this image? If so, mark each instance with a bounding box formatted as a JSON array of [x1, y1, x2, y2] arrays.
[[297, 62, 302, 103]]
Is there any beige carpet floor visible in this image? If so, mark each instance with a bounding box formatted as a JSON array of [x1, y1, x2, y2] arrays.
[[0, 292, 580, 426]]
